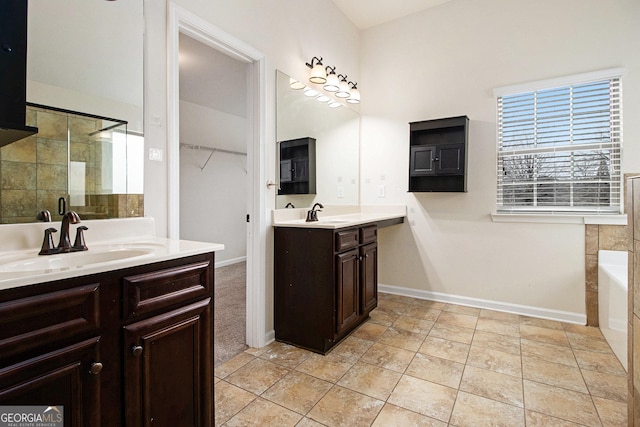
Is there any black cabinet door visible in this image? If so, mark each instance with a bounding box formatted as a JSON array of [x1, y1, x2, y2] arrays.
[[436, 143, 464, 174], [410, 146, 436, 176], [123, 298, 213, 427], [280, 159, 293, 183], [335, 249, 360, 337], [0, 337, 102, 427]]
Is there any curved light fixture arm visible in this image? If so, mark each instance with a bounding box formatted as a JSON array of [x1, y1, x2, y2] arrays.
[[305, 56, 323, 69]]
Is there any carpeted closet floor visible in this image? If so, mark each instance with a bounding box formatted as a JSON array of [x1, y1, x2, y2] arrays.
[[214, 261, 247, 366]]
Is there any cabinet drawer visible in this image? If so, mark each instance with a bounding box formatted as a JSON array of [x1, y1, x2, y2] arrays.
[[123, 260, 212, 320], [0, 284, 100, 363], [360, 225, 377, 244], [335, 229, 359, 252]]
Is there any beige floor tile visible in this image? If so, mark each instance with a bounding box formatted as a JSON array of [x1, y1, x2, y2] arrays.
[[295, 417, 326, 427], [351, 321, 388, 342], [391, 316, 434, 334], [402, 305, 442, 321], [479, 309, 521, 323], [295, 353, 353, 383], [582, 369, 628, 402], [522, 356, 588, 393], [436, 311, 478, 329], [566, 331, 616, 353], [520, 338, 578, 367], [523, 380, 601, 427], [371, 403, 447, 427], [520, 316, 565, 330], [410, 299, 446, 310], [214, 380, 256, 426], [472, 330, 520, 355], [378, 327, 426, 352], [405, 352, 464, 389], [475, 317, 520, 337], [258, 341, 312, 369], [360, 342, 416, 373], [377, 299, 410, 315], [262, 371, 333, 414], [429, 322, 475, 344], [337, 361, 402, 400], [307, 385, 385, 427], [419, 336, 470, 364], [329, 336, 374, 362], [244, 345, 268, 357], [369, 308, 400, 326], [459, 365, 523, 407], [466, 345, 522, 377], [524, 410, 585, 426], [214, 352, 255, 379], [592, 396, 627, 427], [225, 397, 302, 427], [387, 375, 457, 422], [443, 303, 481, 316], [573, 349, 626, 376], [449, 391, 524, 427], [225, 358, 290, 395], [382, 294, 417, 305], [520, 324, 570, 347], [562, 323, 604, 338]]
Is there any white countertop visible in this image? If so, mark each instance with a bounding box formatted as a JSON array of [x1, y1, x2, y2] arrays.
[[272, 205, 406, 229], [0, 217, 224, 291]]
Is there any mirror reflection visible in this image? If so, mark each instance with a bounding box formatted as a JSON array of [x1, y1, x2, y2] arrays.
[[0, 0, 144, 224], [276, 70, 359, 209]]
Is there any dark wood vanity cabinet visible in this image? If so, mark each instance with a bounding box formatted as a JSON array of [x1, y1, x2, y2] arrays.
[[275, 224, 378, 354], [0, 253, 214, 427], [409, 116, 469, 192]]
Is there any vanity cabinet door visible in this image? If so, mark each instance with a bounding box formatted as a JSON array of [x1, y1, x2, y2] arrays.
[[336, 248, 360, 337], [360, 242, 378, 315], [0, 337, 101, 427], [123, 298, 213, 427]]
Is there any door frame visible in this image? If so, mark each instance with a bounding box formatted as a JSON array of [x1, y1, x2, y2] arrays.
[[167, 3, 267, 348]]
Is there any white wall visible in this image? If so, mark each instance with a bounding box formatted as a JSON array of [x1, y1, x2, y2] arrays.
[[360, 0, 640, 317], [179, 101, 247, 264], [143, 0, 360, 335]]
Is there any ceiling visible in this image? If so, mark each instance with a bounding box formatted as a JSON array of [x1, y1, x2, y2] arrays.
[[330, 0, 454, 29]]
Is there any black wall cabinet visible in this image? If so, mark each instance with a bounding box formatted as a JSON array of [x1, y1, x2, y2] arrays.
[[409, 116, 469, 192], [278, 137, 316, 195]]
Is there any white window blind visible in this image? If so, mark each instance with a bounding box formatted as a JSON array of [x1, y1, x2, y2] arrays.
[[496, 75, 622, 214]]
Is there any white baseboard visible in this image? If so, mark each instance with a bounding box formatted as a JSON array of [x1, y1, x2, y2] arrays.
[[215, 256, 246, 269], [378, 283, 587, 325]]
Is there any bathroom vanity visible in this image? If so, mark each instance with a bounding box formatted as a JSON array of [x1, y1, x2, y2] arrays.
[[273, 206, 404, 354], [0, 218, 223, 427]]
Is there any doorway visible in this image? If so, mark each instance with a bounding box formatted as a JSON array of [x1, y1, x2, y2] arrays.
[[167, 4, 267, 352]]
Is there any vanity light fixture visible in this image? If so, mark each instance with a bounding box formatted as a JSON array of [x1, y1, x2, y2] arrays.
[[289, 78, 305, 90], [335, 74, 350, 98], [323, 67, 340, 92], [303, 87, 319, 97], [346, 82, 360, 104], [306, 57, 326, 84]]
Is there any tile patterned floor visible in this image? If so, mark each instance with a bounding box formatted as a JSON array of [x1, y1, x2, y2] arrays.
[[214, 293, 628, 426]]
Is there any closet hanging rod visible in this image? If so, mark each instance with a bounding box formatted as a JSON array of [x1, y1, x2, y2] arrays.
[[180, 142, 246, 156]]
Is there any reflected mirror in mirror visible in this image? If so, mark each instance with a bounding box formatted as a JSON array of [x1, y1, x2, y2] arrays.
[[0, 0, 145, 224], [276, 70, 359, 209]]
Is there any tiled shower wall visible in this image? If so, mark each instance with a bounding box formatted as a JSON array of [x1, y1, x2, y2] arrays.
[[0, 105, 143, 223]]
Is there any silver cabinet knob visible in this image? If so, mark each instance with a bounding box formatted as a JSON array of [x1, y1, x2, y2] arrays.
[[89, 362, 103, 375], [132, 345, 143, 357]]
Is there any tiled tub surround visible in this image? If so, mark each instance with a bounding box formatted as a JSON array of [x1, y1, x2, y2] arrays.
[[215, 294, 627, 426], [0, 105, 143, 223]]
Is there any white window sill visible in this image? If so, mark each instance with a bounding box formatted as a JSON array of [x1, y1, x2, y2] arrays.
[[491, 213, 627, 225]]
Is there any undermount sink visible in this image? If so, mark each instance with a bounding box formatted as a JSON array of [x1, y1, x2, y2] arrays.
[[0, 246, 155, 273]]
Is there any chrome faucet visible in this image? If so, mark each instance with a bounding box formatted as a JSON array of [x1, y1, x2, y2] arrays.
[[305, 203, 324, 222], [58, 211, 82, 252]]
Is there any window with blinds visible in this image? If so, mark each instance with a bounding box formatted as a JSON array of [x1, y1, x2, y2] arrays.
[[496, 76, 622, 214]]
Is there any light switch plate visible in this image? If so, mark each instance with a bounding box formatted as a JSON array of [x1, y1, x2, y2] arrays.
[[378, 185, 385, 198], [149, 148, 163, 162]]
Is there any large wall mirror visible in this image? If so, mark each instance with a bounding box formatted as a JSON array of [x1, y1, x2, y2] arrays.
[[0, 0, 144, 224], [276, 70, 360, 209]]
